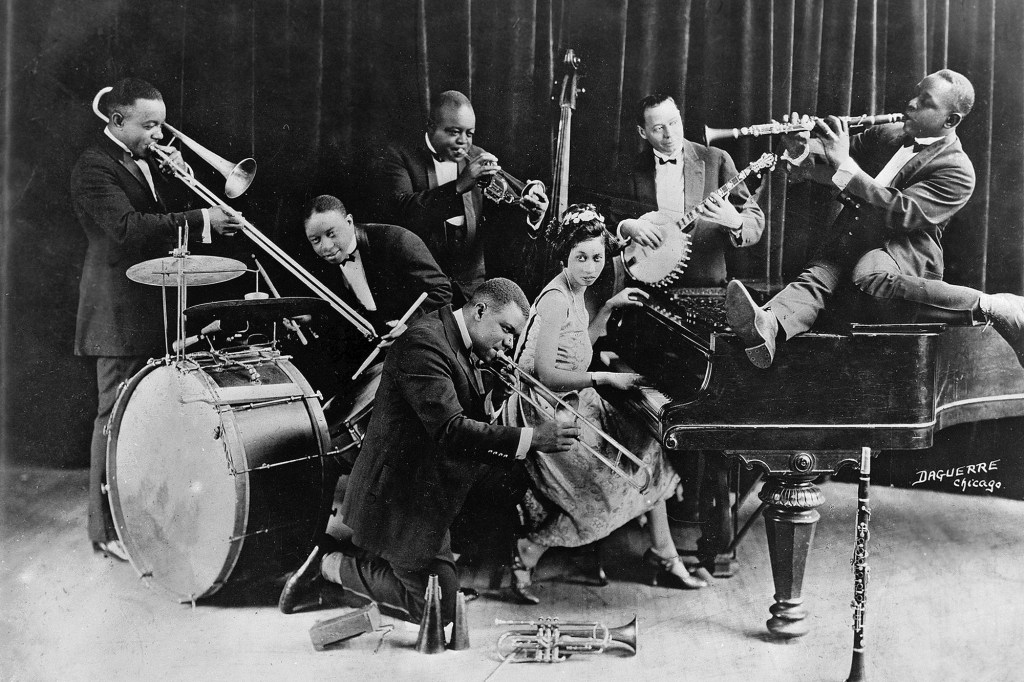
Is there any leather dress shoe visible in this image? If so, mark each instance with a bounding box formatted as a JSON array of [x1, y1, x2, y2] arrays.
[[726, 280, 779, 369], [279, 543, 326, 614], [93, 539, 129, 562], [981, 293, 1024, 368]]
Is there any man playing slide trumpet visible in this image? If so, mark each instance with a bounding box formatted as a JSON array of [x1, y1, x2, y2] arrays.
[[71, 77, 243, 561]]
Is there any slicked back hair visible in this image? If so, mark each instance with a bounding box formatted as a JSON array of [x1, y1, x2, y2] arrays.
[[303, 194, 347, 221], [636, 93, 678, 127], [104, 78, 162, 117], [428, 90, 473, 126], [469, 278, 529, 318]]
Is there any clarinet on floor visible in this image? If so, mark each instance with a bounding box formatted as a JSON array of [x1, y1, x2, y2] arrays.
[[846, 447, 872, 682]]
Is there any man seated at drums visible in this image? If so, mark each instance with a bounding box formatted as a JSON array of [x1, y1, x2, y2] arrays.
[[610, 93, 765, 288], [298, 194, 453, 397], [278, 278, 580, 625], [377, 90, 550, 303], [71, 77, 244, 561]]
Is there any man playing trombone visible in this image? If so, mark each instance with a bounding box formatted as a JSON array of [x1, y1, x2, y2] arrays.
[[71, 77, 244, 561], [278, 278, 579, 626], [378, 90, 549, 302]]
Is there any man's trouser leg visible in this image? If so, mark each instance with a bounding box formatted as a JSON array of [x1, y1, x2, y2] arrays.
[[767, 261, 845, 339], [321, 535, 459, 625], [90, 356, 148, 544], [851, 250, 979, 325]]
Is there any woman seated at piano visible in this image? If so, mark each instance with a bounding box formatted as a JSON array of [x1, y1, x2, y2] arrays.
[[505, 203, 707, 604]]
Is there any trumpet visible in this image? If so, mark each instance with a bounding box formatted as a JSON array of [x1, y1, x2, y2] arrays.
[[488, 354, 653, 493], [470, 155, 546, 209], [705, 113, 904, 144], [91, 86, 377, 341], [494, 617, 637, 663]]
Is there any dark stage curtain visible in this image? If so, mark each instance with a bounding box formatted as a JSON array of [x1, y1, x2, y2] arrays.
[[3, 0, 1024, 470]]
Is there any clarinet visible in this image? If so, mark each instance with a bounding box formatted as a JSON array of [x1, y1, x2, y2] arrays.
[[846, 447, 872, 682]]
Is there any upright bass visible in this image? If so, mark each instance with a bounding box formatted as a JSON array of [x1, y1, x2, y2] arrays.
[[510, 49, 582, 301]]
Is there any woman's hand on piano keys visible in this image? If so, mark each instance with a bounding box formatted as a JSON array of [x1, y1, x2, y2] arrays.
[[594, 371, 648, 391]]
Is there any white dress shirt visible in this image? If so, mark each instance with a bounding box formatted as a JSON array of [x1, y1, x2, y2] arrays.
[[453, 308, 532, 459], [832, 134, 947, 189], [653, 149, 686, 218], [426, 133, 466, 231], [338, 245, 377, 312]]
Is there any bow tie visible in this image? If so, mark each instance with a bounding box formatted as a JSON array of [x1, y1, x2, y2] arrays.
[[903, 141, 929, 154], [337, 251, 357, 267], [657, 156, 678, 165]]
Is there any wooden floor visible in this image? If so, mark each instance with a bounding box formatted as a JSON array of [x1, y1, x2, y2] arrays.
[[3, 464, 1024, 682]]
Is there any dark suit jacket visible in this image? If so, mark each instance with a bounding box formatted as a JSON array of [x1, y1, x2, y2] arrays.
[[307, 222, 453, 387], [611, 141, 765, 287], [71, 134, 207, 356], [807, 124, 976, 281], [341, 305, 523, 567], [378, 142, 487, 298]]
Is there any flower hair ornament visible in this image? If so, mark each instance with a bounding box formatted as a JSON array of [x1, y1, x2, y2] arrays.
[[560, 203, 605, 227]]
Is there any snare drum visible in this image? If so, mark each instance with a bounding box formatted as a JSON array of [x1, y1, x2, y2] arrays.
[[106, 346, 333, 602], [324, 362, 383, 469]]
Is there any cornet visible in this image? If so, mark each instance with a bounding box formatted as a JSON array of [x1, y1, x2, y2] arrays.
[[469, 155, 546, 210], [494, 617, 637, 663], [705, 113, 904, 144], [488, 353, 653, 493]]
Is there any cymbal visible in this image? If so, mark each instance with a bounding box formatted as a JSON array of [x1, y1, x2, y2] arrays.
[[184, 297, 330, 325], [126, 255, 248, 286]]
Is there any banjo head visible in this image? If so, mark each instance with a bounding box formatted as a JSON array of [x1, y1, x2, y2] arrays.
[[620, 220, 692, 287]]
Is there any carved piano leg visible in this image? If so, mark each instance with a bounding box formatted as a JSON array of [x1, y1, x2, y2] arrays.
[[759, 473, 824, 638]]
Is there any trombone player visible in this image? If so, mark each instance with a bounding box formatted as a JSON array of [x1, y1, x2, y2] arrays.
[[71, 77, 243, 561]]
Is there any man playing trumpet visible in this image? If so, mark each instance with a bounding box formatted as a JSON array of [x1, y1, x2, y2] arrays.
[[71, 77, 244, 561], [378, 90, 549, 302]]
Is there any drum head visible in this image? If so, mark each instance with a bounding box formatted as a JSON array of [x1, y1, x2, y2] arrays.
[[107, 364, 240, 600]]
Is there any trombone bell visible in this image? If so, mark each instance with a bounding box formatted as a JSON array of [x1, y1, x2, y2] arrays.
[[162, 121, 256, 198]]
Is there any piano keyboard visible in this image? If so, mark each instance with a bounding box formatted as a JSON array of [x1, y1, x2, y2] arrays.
[[599, 351, 670, 438]]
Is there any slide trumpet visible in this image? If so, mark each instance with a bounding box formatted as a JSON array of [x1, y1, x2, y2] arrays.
[[91, 86, 377, 341], [488, 354, 653, 493], [705, 113, 904, 144], [494, 616, 637, 663]]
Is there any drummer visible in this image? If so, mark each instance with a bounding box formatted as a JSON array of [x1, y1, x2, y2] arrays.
[[299, 194, 453, 394], [71, 77, 245, 562]]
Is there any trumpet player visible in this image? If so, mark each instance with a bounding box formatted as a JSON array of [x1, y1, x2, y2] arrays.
[[71, 78, 244, 562], [728, 69, 1024, 371], [378, 90, 549, 302]]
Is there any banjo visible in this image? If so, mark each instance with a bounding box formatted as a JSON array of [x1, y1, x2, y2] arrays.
[[620, 152, 777, 287]]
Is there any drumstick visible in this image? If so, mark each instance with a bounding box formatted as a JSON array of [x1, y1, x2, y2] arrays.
[[352, 291, 428, 380], [253, 256, 308, 345]]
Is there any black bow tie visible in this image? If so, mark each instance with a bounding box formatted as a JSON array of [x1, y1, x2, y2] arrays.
[[657, 156, 678, 165], [904, 141, 929, 154], [337, 252, 357, 267]]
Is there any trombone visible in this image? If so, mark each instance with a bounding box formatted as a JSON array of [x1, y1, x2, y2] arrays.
[[91, 87, 377, 341], [494, 616, 638, 663], [489, 354, 653, 493]]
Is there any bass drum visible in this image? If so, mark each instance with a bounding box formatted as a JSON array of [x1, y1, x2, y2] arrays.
[[106, 346, 333, 602]]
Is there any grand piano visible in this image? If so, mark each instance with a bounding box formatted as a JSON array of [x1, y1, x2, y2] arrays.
[[604, 284, 1024, 638]]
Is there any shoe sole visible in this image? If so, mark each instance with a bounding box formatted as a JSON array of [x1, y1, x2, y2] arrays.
[[727, 281, 775, 369]]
